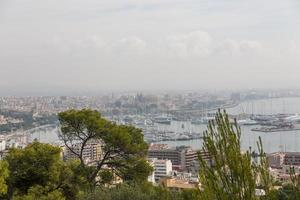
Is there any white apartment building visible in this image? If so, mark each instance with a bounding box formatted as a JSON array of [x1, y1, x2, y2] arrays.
[[0, 139, 6, 151], [150, 158, 173, 182]]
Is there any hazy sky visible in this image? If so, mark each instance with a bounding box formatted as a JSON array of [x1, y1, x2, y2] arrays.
[[0, 0, 300, 95]]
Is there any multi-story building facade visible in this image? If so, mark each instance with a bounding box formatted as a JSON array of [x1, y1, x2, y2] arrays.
[[148, 144, 205, 171], [148, 158, 172, 182], [63, 141, 102, 165], [284, 152, 300, 165], [267, 152, 300, 167]]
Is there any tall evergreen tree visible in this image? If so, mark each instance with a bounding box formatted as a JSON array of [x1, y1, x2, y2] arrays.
[[198, 110, 272, 200]]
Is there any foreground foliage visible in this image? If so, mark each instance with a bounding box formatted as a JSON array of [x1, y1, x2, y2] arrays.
[[82, 182, 201, 200], [0, 160, 9, 195], [1, 141, 86, 200], [198, 110, 272, 200]]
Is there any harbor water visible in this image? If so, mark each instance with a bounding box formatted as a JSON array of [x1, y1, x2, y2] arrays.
[[156, 97, 300, 152], [32, 97, 300, 153]]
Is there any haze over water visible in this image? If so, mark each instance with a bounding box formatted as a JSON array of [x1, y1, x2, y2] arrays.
[[155, 97, 300, 153]]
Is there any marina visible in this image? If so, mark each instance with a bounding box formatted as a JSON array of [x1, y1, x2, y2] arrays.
[[252, 126, 300, 133], [15, 97, 300, 153]]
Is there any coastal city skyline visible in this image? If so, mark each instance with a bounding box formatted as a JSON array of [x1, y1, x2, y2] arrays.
[[1, 89, 300, 153]]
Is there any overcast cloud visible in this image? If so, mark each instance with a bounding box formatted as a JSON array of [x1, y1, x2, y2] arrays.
[[0, 0, 300, 95]]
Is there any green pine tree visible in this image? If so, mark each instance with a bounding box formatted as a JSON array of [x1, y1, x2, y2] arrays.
[[198, 110, 272, 200]]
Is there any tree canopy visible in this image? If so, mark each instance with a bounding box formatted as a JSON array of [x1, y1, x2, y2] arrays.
[[3, 141, 86, 200], [58, 109, 152, 186], [0, 160, 9, 196], [5, 142, 62, 196]]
